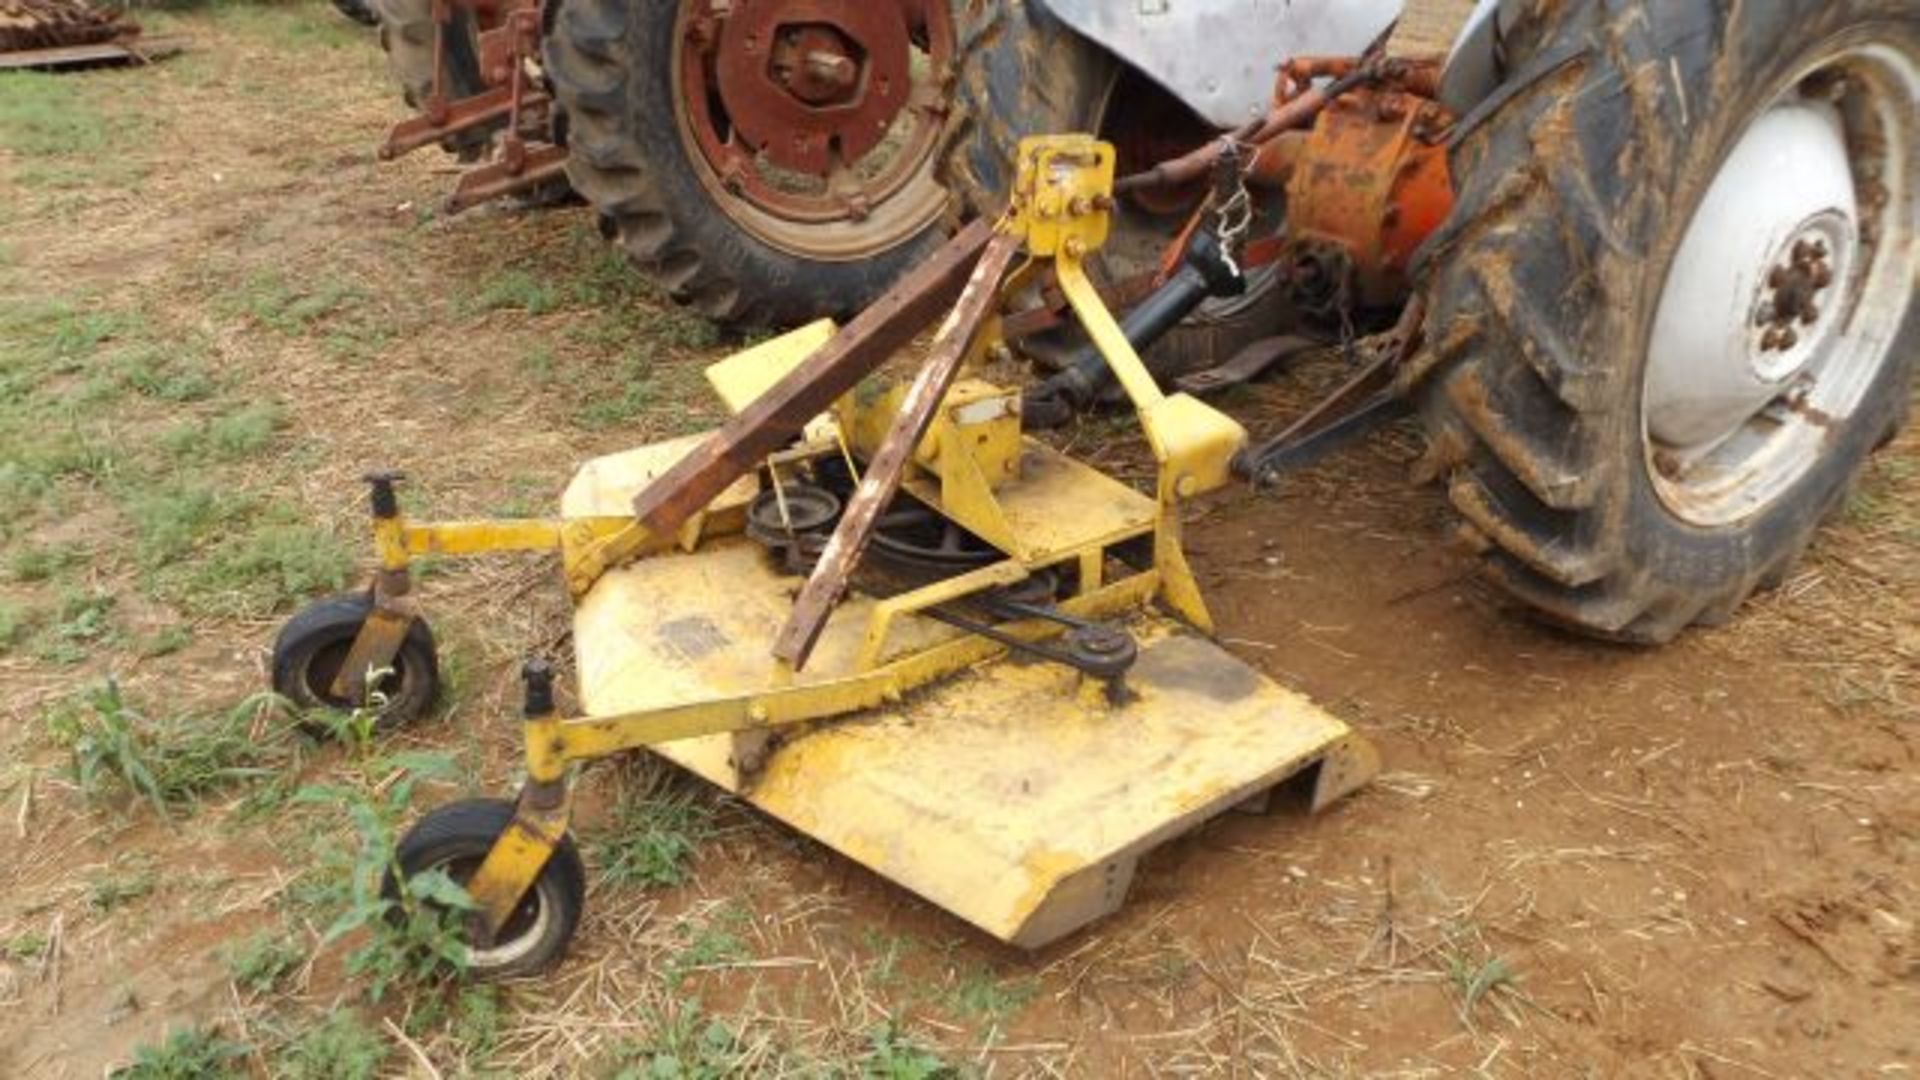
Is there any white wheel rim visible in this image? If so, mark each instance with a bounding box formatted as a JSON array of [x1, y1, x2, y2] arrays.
[[466, 876, 551, 971], [1643, 42, 1919, 527]]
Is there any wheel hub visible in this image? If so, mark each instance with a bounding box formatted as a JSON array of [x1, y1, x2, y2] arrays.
[[1754, 233, 1837, 361], [773, 24, 863, 106], [711, 0, 910, 176], [673, 0, 954, 243], [1645, 100, 1859, 453]]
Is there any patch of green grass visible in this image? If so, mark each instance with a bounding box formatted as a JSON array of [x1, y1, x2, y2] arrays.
[[122, 485, 352, 615], [862, 929, 912, 991], [469, 269, 561, 317], [222, 927, 305, 995], [271, 1010, 389, 1080], [187, 517, 355, 614], [938, 966, 1036, 1028], [519, 345, 557, 386], [228, 273, 365, 336], [148, 506, 354, 617], [114, 1024, 249, 1080], [46, 306, 143, 362], [136, 624, 194, 659], [0, 601, 29, 653], [563, 242, 651, 309], [0, 74, 146, 189], [605, 1001, 750, 1080], [564, 312, 640, 352], [33, 588, 115, 664], [1438, 923, 1522, 1032], [212, 0, 369, 52], [1445, 952, 1516, 1032], [859, 1020, 957, 1079], [131, 482, 245, 568], [162, 402, 286, 462], [589, 785, 714, 890], [322, 321, 393, 364], [89, 860, 157, 913], [5, 931, 48, 961], [45, 682, 290, 817], [573, 374, 657, 431], [648, 308, 723, 352], [118, 344, 219, 403], [666, 906, 751, 987], [450, 984, 505, 1065], [9, 543, 84, 582], [2, 427, 123, 512]]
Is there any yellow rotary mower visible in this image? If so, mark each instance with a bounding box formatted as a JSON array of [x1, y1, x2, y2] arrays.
[[269, 136, 1376, 976]]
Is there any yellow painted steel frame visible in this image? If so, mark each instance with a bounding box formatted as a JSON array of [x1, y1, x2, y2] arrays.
[[414, 135, 1256, 935], [1009, 134, 1249, 633], [329, 512, 663, 704]]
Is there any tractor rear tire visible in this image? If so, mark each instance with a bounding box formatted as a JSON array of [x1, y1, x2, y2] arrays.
[[940, 0, 1293, 376], [543, 0, 949, 329], [1415, 0, 1919, 642], [375, 0, 495, 160]]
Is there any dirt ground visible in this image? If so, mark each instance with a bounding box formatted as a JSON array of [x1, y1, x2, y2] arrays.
[[1, 4, 1915, 1077]]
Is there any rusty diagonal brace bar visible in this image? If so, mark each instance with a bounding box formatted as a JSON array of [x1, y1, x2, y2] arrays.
[[773, 228, 1023, 668], [558, 218, 999, 595]]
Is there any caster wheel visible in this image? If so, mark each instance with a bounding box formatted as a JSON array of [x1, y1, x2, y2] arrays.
[[271, 592, 440, 728], [386, 799, 586, 979]]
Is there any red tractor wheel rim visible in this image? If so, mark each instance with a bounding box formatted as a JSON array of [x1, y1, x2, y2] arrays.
[[675, 0, 953, 243]]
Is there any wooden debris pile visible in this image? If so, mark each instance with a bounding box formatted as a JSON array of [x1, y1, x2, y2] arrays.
[[0, 0, 134, 55]]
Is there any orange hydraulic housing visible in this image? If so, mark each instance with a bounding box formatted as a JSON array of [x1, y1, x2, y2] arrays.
[[1254, 72, 1455, 309]]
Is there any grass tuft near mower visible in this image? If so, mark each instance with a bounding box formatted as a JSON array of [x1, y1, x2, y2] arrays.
[[272, 136, 1377, 974]]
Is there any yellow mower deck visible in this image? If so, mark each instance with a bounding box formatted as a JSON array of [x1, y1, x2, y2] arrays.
[[563, 439, 1374, 948], [302, 136, 1380, 964]]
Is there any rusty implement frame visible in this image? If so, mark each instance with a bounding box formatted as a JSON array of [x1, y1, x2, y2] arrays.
[[377, 0, 564, 213], [627, 219, 997, 535]]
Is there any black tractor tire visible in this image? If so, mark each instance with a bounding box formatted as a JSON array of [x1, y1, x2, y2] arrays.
[[387, 799, 586, 980], [375, 0, 496, 159], [941, 0, 1292, 376], [271, 592, 439, 728], [543, 0, 949, 328], [1415, 0, 1919, 642], [333, 0, 379, 29]]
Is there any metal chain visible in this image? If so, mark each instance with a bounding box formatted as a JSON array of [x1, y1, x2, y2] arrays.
[[1211, 138, 1255, 277]]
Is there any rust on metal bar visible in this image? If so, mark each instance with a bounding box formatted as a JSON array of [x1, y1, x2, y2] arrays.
[[1175, 333, 1322, 396], [629, 217, 997, 538], [444, 141, 569, 213], [771, 228, 1022, 669], [1002, 269, 1158, 343], [382, 85, 538, 160]]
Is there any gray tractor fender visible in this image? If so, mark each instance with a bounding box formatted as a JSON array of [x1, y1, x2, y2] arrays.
[[1033, 0, 1514, 128]]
